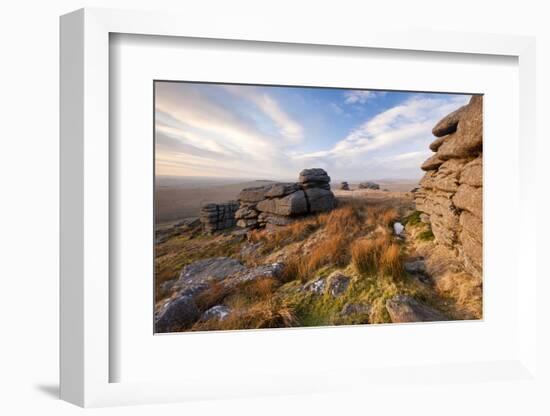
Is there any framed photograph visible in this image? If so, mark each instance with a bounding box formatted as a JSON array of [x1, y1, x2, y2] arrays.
[[60, 8, 539, 408], [152, 80, 481, 334]]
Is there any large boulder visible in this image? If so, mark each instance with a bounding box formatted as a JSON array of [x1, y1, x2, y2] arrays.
[[429, 135, 449, 152], [199, 201, 239, 233], [452, 184, 482, 218], [421, 154, 445, 171], [235, 168, 337, 229], [256, 190, 308, 216], [235, 205, 259, 220], [238, 185, 272, 203], [459, 156, 483, 187], [155, 295, 200, 332], [432, 106, 464, 137], [386, 295, 448, 323], [304, 187, 336, 213], [228, 262, 285, 287], [264, 182, 301, 198], [299, 168, 331, 185], [436, 96, 483, 160], [177, 257, 246, 289]]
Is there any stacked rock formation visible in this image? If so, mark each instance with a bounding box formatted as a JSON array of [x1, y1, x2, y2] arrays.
[[235, 168, 336, 229], [358, 181, 380, 190], [415, 95, 483, 278], [339, 181, 350, 190], [199, 201, 239, 233]]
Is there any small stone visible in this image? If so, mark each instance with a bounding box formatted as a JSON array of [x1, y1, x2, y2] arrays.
[[302, 276, 326, 295], [386, 295, 448, 323], [340, 302, 371, 320], [327, 271, 350, 297], [200, 305, 231, 322]]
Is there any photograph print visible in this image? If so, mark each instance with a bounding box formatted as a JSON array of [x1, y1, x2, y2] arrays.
[[154, 81, 483, 333]]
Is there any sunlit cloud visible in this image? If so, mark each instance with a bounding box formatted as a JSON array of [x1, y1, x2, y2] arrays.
[[223, 85, 304, 144], [155, 81, 470, 181], [344, 90, 386, 104], [297, 94, 468, 159]]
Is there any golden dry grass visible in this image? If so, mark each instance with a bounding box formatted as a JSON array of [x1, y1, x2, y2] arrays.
[[435, 272, 482, 319], [192, 297, 299, 331], [380, 243, 403, 278], [278, 200, 405, 283], [351, 235, 403, 279], [248, 217, 321, 250], [194, 281, 231, 311]]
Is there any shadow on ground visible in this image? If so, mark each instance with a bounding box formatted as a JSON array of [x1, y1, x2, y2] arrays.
[[34, 384, 59, 399]]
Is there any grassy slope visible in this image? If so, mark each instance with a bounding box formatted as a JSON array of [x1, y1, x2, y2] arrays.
[[155, 193, 482, 331]]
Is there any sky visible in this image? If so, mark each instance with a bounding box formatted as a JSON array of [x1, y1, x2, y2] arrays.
[[155, 81, 471, 182]]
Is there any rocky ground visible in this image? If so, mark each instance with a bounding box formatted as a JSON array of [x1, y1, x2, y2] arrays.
[[154, 187, 482, 333]]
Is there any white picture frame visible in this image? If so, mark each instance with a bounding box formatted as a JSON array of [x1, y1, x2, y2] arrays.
[[60, 7, 539, 408]]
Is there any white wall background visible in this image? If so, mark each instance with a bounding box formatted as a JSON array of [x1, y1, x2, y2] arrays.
[[0, 0, 548, 414]]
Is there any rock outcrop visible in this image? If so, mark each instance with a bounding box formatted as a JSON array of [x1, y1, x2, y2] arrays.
[[199, 202, 239, 233], [339, 181, 350, 190], [235, 169, 336, 229], [358, 181, 380, 190], [415, 95, 483, 278], [155, 257, 286, 332]]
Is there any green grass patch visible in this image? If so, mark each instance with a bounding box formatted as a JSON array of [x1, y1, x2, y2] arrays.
[[274, 264, 431, 326], [417, 229, 435, 241], [404, 210, 422, 226]]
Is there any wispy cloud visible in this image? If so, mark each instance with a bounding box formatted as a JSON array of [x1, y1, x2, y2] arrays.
[[294, 94, 470, 179], [154, 83, 302, 178], [223, 85, 304, 144], [344, 90, 386, 104], [155, 82, 470, 181]]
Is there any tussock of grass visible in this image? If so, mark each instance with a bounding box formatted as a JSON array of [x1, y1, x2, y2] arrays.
[[279, 201, 371, 282], [380, 243, 403, 278], [196, 276, 280, 313], [366, 205, 399, 228], [351, 235, 403, 279], [249, 217, 321, 252], [192, 297, 298, 331]]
